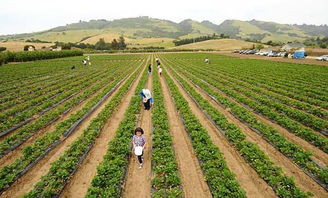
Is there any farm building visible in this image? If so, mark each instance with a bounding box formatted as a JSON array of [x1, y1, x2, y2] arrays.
[[281, 43, 306, 51]]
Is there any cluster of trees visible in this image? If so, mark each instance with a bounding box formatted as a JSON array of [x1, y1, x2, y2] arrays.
[[304, 36, 328, 48], [173, 33, 230, 46], [51, 36, 127, 50], [26, 38, 51, 43]]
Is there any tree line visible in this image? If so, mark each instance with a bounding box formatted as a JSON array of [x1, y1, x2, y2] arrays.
[[173, 34, 230, 46], [52, 36, 127, 50]]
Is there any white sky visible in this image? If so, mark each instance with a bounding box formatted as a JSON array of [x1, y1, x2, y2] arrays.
[[1, 0, 327, 35]]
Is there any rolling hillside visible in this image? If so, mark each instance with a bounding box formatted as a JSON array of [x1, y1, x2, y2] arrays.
[[173, 39, 263, 50], [0, 16, 327, 49]]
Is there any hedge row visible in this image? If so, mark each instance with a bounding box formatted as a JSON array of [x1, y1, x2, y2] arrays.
[[0, 50, 83, 65]]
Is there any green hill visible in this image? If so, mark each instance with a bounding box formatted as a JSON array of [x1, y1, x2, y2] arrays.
[[0, 17, 327, 47]]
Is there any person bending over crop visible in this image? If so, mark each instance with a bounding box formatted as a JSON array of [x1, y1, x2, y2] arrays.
[[158, 67, 162, 76], [148, 64, 152, 75], [140, 88, 153, 110], [132, 127, 147, 168]]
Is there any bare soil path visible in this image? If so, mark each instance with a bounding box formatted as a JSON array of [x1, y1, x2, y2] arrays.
[[160, 72, 212, 198], [167, 67, 328, 197], [59, 65, 146, 198], [122, 74, 153, 198], [165, 68, 276, 198], [0, 68, 140, 198]]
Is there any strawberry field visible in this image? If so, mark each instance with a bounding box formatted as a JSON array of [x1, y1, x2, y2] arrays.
[[0, 53, 327, 197]]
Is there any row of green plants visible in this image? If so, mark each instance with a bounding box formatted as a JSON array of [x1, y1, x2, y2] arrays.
[[0, 69, 106, 132], [196, 59, 328, 107], [198, 65, 328, 119], [0, 63, 140, 193], [0, 70, 72, 105], [85, 64, 149, 197], [0, 58, 141, 101], [162, 68, 247, 197], [164, 53, 327, 104], [169, 58, 328, 154], [0, 59, 80, 93], [0, 67, 96, 109], [165, 60, 328, 187], [151, 60, 183, 197], [0, 63, 136, 157], [181, 62, 327, 132], [0, 64, 127, 134], [0, 50, 83, 65], [24, 63, 144, 197], [161, 61, 311, 197]]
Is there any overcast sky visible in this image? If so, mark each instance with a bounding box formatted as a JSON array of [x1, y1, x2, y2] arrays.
[[1, 0, 327, 35]]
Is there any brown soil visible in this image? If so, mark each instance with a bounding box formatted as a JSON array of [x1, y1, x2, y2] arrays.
[[122, 74, 152, 198], [0, 67, 141, 198], [160, 72, 212, 197], [165, 68, 276, 197], [215, 51, 328, 66], [0, 77, 114, 168], [60, 65, 146, 198], [167, 67, 328, 197]]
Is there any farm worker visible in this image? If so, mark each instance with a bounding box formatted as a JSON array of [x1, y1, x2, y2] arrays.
[[204, 58, 209, 64], [132, 127, 147, 168], [148, 64, 152, 75], [155, 57, 159, 62], [140, 88, 153, 110], [158, 67, 162, 76], [82, 59, 87, 66]]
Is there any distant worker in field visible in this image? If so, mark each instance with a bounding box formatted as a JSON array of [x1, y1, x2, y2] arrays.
[[71, 65, 76, 70], [87, 56, 91, 66], [156, 59, 161, 67], [204, 58, 210, 64], [132, 127, 147, 168], [82, 59, 87, 66], [140, 88, 153, 110], [148, 64, 152, 75], [158, 66, 162, 76]]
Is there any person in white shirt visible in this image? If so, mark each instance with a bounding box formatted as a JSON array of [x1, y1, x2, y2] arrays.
[[140, 89, 153, 110], [158, 67, 162, 76]]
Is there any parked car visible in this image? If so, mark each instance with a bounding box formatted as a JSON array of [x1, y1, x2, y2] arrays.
[[315, 55, 328, 61]]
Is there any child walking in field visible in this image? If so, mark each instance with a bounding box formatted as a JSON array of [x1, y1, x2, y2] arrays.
[[132, 127, 147, 168]]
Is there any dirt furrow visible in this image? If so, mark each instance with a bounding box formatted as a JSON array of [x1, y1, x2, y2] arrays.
[[122, 74, 152, 198], [0, 70, 139, 198], [165, 69, 276, 197], [59, 66, 146, 198], [160, 73, 212, 198], [167, 68, 328, 197]]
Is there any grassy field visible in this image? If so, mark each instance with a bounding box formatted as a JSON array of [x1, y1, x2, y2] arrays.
[[0, 41, 53, 51], [173, 38, 263, 50]]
